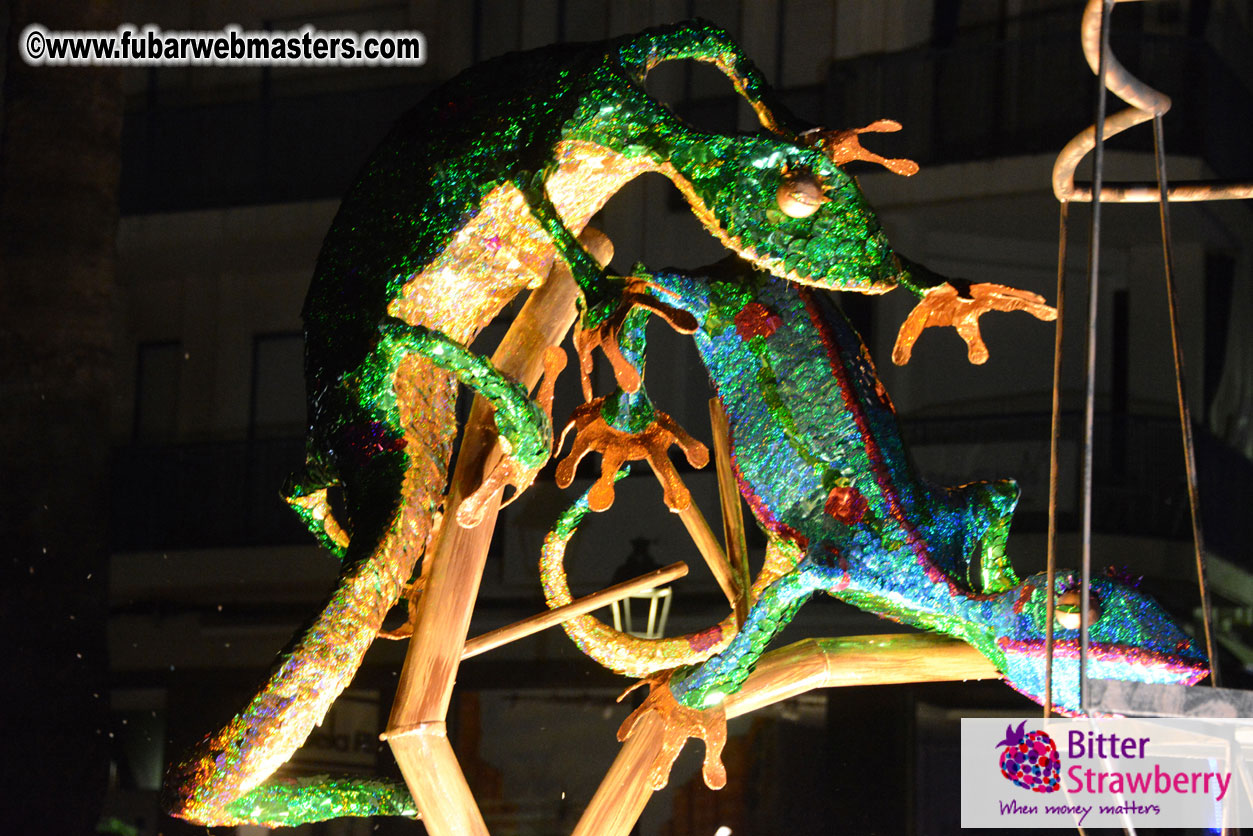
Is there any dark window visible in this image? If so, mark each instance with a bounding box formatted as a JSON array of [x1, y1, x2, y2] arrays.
[[133, 340, 182, 443], [250, 333, 306, 438]]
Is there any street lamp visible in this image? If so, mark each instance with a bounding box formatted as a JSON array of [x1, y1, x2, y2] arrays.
[[609, 537, 672, 639]]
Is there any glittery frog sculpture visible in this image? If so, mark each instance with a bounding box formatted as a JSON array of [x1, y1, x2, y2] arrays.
[[165, 19, 1091, 827], [542, 260, 1210, 790]]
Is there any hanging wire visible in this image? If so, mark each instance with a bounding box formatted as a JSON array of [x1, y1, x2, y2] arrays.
[[1150, 114, 1221, 686], [1053, 0, 1224, 695], [1077, 0, 1114, 716], [1045, 201, 1069, 719]]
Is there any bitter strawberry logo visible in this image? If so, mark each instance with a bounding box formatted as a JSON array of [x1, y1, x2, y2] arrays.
[[996, 721, 1061, 793]]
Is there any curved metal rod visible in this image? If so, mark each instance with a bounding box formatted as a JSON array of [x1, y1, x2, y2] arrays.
[[1053, 0, 1253, 203], [1079, 0, 1171, 114]]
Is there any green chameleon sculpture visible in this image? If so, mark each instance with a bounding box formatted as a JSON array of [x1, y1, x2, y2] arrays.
[[165, 20, 1057, 827]]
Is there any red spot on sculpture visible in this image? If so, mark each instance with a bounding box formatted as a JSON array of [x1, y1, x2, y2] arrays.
[[687, 623, 725, 653], [824, 485, 867, 524], [734, 302, 782, 341]]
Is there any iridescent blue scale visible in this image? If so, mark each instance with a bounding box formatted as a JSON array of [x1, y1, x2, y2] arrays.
[[615, 266, 1209, 713]]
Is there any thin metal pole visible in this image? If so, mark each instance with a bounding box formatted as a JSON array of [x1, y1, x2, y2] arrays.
[[1078, 0, 1113, 715], [1150, 113, 1220, 686], [1045, 201, 1070, 718]]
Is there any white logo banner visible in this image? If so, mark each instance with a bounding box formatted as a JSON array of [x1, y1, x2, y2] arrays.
[[962, 717, 1253, 828]]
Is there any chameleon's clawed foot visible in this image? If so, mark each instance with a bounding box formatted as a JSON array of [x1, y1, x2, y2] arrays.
[[377, 578, 426, 640], [458, 346, 568, 527], [575, 279, 697, 399], [892, 281, 1057, 366], [617, 672, 728, 791], [554, 397, 708, 512]]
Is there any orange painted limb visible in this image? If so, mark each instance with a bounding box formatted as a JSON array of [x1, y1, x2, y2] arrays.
[[461, 562, 689, 660]]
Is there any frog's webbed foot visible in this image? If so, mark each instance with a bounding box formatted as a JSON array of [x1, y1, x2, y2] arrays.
[[458, 345, 567, 527], [563, 280, 706, 511], [891, 281, 1057, 366], [803, 119, 920, 176], [554, 394, 708, 512], [575, 278, 697, 399], [617, 671, 728, 791]]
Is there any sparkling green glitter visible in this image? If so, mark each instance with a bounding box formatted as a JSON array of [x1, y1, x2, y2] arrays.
[[168, 16, 1072, 826], [223, 776, 418, 828]]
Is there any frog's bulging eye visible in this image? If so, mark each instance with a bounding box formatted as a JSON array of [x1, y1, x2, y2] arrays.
[[776, 171, 828, 218], [1055, 588, 1102, 630]]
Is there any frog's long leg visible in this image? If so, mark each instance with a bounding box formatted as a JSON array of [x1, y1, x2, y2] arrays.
[[289, 320, 559, 538], [518, 179, 699, 395], [518, 177, 617, 319], [615, 19, 801, 136]]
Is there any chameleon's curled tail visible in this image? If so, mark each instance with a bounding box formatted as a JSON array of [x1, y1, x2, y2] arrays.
[[163, 545, 422, 826], [165, 358, 458, 827], [541, 466, 737, 678]]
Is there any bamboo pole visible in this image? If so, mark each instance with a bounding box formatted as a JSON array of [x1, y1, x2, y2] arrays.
[[461, 562, 689, 660], [388, 263, 578, 721], [387, 229, 613, 835], [573, 632, 998, 836], [660, 457, 739, 607], [708, 398, 750, 623], [674, 494, 740, 608], [723, 632, 999, 719], [384, 726, 487, 829], [572, 710, 668, 836]]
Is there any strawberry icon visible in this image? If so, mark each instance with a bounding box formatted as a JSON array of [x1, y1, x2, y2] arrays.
[[996, 721, 1060, 793]]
